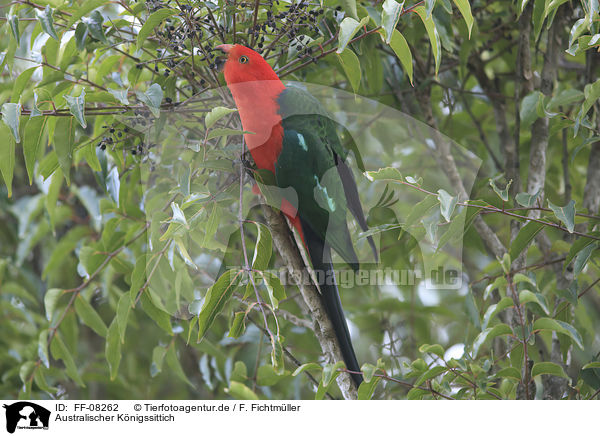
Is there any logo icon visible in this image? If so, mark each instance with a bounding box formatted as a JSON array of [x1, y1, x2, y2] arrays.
[[3, 402, 50, 434]]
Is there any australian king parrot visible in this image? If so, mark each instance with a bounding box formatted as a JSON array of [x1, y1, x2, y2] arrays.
[[215, 44, 376, 387]]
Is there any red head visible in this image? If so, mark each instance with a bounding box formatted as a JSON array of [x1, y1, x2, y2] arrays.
[[214, 44, 285, 173], [215, 44, 281, 84]]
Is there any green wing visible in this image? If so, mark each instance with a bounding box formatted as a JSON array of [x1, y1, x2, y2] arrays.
[[275, 85, 378, 267], [274, 124, 359, 267], [277, 85, 350, 161]]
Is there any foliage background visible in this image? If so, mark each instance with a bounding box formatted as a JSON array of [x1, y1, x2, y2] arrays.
[[0, 0, 599, 400]]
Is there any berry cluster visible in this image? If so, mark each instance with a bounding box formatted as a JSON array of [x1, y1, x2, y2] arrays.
[[97, 125, 146, 156]]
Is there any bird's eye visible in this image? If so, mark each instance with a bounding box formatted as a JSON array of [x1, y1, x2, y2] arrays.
[[239, 55, 249, 64]]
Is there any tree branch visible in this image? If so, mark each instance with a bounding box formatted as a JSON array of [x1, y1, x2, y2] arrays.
[[260, 203, 359, 399]]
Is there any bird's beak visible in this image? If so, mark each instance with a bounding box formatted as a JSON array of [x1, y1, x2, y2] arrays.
[[213, 44, 233, 72], [215, 44, 234, 53]]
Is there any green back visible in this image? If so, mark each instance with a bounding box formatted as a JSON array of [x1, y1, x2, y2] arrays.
[[275, 87, 358, 266]]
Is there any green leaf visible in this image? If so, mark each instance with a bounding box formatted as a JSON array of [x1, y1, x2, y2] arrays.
[[437, 189, 458, 221], [228, 312, 247, 338], [510, 221, 544, 260], [205, 107, 237, 129], [422, 211, 440, 244], [63, 90, 87, 128], [573, 242, 597, 277], [425, 0, 436, 16], [414, 6, 441, 75], [22, 116, 48, 184], [226, 380, 259, 400], [197, 270, 241, 340], [415, 365, 447, 386], [252, 222, 272, 271], [405, 195, 438, 226], [136, 83, 163, 117], [44, 288, 64, 322], [74, 295, 108, 337], [34, 367, 57, 394], [565, 234, 597, 268], [337, 48, 361, 93], [499, 252, 511, 274], [481, 297, 514, 329], [0, 124, 15, 197], [406, 387, 427, 400], [381, 0, 404, 43], [170, 202, 187, 227], [46, 174, 63, 229], [515, 189, 541, 207], [520, 91, 543, 127], [292, 362, 322, 376], [263, 272, 286, 310], [363, 361, 386, 385], [8, 15, 20, 46], [569, 18, 588, 49], [496, 367, 521, 380], [83, 10, 107, 43], [50, 333, 85, 387], [257, 364, 285, 386], [548, 199, 576, 233], [140, 291, 173, 334], [43, 227, 89, 279], [453, 0, 474, 38], [105, 319, 121, 380], [340, 0, 359, 19], [365, 167, 403, 182], [108, 88, 129, 105], [547, 88, 584, 111], [513, 273, 538, 288], [11, 67, 37, 103], [519, 290, 550, 315], [578, 79, 600, 120], [418, 343, 445, 357], [532, 317, 584, 349], [532, 0, 546, 41], [53, 117, 75, 184], [137, 8, 178, 49], [20, 361, 36, 385], [437, 204, 482, 251], [337, 16, 370, 53], [388, 30, 413, 84], [270, 335, 285, 375], [129, 256, 147, 304], [65, 0, 106, 28], [106, 167, 120, 206], [531, 362, 568, 379], [36, 6, 60, 41], [2, 102, 21, 143], [472, 323, 513, 357], [488, 178, 511, 202], [316, 361, 346, 399], [151, 346, 167, 376], [75, 22, 89, 51], [202, 202, 220, 247], [38, 329, 50, 368], [582, 362, 600, 370], [116, 292, 130, 343], [0, 38, 16, 74], [166, 345, 194, 387], [174, 237, 197, 269]]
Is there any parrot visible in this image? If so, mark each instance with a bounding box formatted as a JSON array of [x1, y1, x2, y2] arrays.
[[215, 44, 376, 388]]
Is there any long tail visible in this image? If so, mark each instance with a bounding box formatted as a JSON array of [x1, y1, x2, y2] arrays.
[[300, 219, 363, 388]]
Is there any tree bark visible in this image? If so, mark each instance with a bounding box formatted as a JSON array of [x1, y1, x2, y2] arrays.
[[261, 202, 359, 399]]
